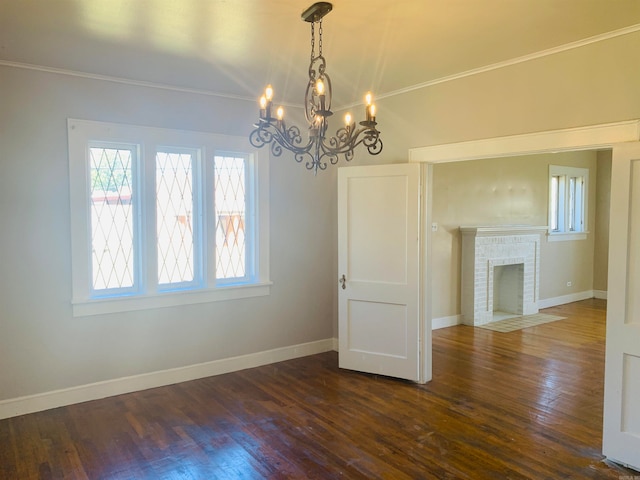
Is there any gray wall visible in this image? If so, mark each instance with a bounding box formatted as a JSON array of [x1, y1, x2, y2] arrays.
[[0, 66, 335, 401]]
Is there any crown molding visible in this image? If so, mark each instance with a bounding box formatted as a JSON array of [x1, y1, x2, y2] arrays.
[[2, 22, 639, 109], [376, 23, 640, 103], [0, 59, 260, 103]]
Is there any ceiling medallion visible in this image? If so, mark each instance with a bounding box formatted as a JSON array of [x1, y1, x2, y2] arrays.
[[250, 2, 383, 174]]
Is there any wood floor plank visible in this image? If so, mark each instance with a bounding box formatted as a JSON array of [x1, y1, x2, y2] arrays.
[[0, 299, 638, 479]]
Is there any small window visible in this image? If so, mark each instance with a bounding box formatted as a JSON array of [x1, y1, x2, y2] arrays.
[[68, 119, 271, 316], [548, 165, 588, 240]]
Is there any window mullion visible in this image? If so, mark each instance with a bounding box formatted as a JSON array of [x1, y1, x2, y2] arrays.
[[205, 149, 217, 286], [245, 158, 257, 281], [192, 149, 205, 288], [143, 145, 159, 295]]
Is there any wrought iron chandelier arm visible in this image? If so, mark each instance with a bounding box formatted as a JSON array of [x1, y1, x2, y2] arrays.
[[250, 120, 328, 172], [318, 125, 383, 162], [250, 2, 383, 174], [249, 121, 313, 157]]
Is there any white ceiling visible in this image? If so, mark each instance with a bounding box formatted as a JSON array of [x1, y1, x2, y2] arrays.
[[2, 0, 640, 108]]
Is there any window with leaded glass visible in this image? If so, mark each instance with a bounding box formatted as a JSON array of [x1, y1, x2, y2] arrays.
[[68, 119, 270, 316]]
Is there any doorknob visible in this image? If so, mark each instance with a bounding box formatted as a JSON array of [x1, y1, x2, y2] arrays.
[[339, 274, 346, 290]]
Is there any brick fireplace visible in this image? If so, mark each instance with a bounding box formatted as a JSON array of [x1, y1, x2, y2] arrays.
[[460, 226, 547, 326]]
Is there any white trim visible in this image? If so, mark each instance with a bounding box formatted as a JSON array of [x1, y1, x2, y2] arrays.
[[371, 24, 640, 104], [537, 291, 595, 309], [409, 121, 640, 164], [460, 225, 548, 235], [547, 232, 589, 242], [72, 282, 273, 316], [433, 294, 599, 328], [433, 293, 601, 330], [0, 60, 261, 104], [420, 163, 433, 383], [594, 290, 608, 300], [0, 338, 334, 420], [332, 337, 339, 352], [432, 315, 462, 330]]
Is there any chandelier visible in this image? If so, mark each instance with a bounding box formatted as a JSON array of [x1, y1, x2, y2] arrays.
[[249, 2, 383, 174]]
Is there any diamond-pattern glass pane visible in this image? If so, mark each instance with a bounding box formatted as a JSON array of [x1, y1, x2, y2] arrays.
[[90, 147, 134, 290], [156, 151, 195, 285], [215, 156, 246, 279]]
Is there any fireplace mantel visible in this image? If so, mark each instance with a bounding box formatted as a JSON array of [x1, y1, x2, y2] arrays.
[[460, 225, 547, 326], [460, 225, 549, 236]]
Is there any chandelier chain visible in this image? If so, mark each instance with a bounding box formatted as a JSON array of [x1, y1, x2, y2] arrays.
[[310, 22, 315, 63], [310, 19, 323, 62], [318, 19, 323, 57]]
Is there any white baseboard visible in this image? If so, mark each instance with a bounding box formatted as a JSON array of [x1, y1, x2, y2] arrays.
[[538, 290, 595, 309], [0, 338, 335, 420], [432, 291, 605, 330], [432, 314, 463, 330], [332, 337, 339, 352]]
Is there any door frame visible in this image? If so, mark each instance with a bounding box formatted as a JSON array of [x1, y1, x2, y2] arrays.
[[409, 119, 640, 449]]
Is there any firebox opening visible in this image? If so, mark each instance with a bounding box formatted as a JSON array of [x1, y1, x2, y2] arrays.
[[492, 263, 525, 322]]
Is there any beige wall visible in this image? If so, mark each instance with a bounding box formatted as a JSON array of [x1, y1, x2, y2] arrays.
[[429, 151, 598, 320], [594, 150, 613, 292]]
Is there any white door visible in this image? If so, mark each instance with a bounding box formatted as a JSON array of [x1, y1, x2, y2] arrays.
[[603, 142, 640, 471], [337, 163, 421, 381]]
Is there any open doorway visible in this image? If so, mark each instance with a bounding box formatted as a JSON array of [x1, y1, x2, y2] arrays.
[[427, 149, 611, 328], [411, 120, 640, 470]]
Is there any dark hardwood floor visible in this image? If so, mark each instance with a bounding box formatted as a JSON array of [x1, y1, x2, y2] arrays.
[[1, 299, 638, 479]]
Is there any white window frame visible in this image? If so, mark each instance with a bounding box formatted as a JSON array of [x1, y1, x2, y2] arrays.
[[68, 119, 271, 316], [154, 145, 204, 293], [548, 165, 588, 242]]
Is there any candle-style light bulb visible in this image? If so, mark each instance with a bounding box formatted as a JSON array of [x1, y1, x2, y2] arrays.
[[259, 95, 268, 119], [316, 79, 326, 111], [265, 85, 274, 101], [344, 113, 352, 126], [276, 106, 284, 120], [365, 92, 374, 121], [370, 104, 376, 121]]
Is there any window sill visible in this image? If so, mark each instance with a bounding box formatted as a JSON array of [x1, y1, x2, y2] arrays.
[[547, 231, 588, 242], [72, 282, 273, 317]]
